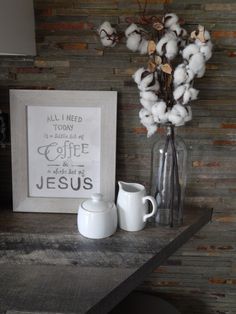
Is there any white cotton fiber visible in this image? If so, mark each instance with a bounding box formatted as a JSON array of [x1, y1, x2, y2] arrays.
[[169, 23, 182, 36], [138, 39, 148, 54], [100, 36, 115, 47], [200, 42, 213, 61], [147, 124, 158, 138], [139, 73, 160, 92], [125, 23, 139, 37], [184, 106, 192, 122], [126, 33, 141, 52], [139, 73, 154, 91], [139, 108, 155, 129], [173, 64, 187, 87], [186, 68, 195, 83], [165, 39, 178, 60], [175, 85, 199, 105], [168, 111, 184, 126], [140, 91, 158, 102], [182, 44, 199, 61], [168, 104, 188, 126], [140, 112, 155, 127], [188, 52, 205, 75], [173, 85, 186, 101], [139, 108, 149, 120], [163, 13, 179, 28], [189, 88, 199, 100], [196, 64, 206, 78], [181, 28, 188, 38], [183, 89, 191, 105], [140, 98, 154, 111], [98, 21, 114, 35], [195, 29, 211, 46], [98, 21, 117, 47], [156, 35, 169, 56], [151, 100, 166, 116], [151, 101, 168, 123], [166, 31, 177, 40], [133, 67, 145, 85], [174, 104, 188, 118], [146, 80, 160, 92]]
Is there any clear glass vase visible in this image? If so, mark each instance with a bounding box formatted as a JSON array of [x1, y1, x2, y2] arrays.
[[151, 125, 187, 227]]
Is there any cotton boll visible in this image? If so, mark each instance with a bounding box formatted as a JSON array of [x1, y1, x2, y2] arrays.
[[165, 39, 178, 60], [188, 52, 205, 76], [195, 29, 211, 47], [189, 88, 199, 101], [139, 73, 155, 91], [125, 23, 140, 37], [200, 43, 212, 61], [139, 108, 149, 120], [186, 67, 195, 83], [159, 112, 169, 124], [138, 39, 148, 54], [182, 44, 199, 61], [147, 124, 158, 138], [139, 73, 160, 92], [98, 21, 117, 47], [174, 104, 188, 118], [196, 64, 206, 78], [145, 80, 160, 92], [153, 104, 169, 124], [165, 31, 178, 40], [173, 85, 186, 101], [140, 91, 158, 102], [183, 89, 191, 105], [126, 33, 141, 52], [163, 13, 179, 28], [140, 98, 155, 111], [156, 34, 178, 59], [151, 101, 167, 123], [184, 106, 192, 122], [133, 67, 146, 85], [100, 36, 116, 47], [183, 88, 199, 105], [169, 23, 182, 36], [168, 111, 185, 126], [168, 104, 188, 126], [181, 28, 188, 38], [139, 109, 155, 127], [98, 21, 114, 35], [156, 35, 169, 56], [173, 64, 188, 87]]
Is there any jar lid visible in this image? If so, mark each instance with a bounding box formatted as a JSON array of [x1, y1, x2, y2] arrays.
[[81, 193, 113, 212]]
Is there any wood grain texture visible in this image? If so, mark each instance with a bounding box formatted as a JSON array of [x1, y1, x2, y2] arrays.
[[0, 0, 235, 313], [0, 208, 211, 314]]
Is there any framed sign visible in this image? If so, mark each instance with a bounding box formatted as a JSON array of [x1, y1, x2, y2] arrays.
[[10, 90, 117, 213]]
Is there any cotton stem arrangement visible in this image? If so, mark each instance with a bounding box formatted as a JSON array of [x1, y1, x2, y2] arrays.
[[98, 13, 213, 137]]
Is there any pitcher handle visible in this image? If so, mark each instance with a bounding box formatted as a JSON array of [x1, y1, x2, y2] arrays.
[[142, 196, 157, 222]]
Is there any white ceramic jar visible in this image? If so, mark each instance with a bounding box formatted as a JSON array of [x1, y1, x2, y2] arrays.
[[77, 193, 117, 239]]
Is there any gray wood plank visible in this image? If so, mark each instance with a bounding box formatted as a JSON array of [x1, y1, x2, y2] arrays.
[[0, 208, 212, 314]]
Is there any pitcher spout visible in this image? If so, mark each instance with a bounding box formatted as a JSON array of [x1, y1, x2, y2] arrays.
[[118, 181, 126, 191], [118, 181, 145, 193]]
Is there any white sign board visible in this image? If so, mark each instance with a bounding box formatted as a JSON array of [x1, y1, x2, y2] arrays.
[[10, 90, 117, 213], [27, 106, 101, 198]]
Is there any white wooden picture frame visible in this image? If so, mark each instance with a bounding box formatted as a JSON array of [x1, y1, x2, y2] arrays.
[[10, 90, 117, 213]]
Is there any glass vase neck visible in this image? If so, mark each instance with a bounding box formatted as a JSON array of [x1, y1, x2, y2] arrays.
[[164, 124, 175, 136]]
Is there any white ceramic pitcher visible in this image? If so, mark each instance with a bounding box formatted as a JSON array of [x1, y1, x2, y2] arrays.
[[117, 181, 157, 232]]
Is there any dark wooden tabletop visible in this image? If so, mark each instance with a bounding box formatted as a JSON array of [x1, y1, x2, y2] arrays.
[[0, 208, 212, 314]]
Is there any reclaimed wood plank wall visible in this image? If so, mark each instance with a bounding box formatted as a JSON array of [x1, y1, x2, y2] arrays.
[[0, 0, 235, 313]]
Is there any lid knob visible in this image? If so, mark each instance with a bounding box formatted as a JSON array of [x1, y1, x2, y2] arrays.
[[91, 193, 103, 202]]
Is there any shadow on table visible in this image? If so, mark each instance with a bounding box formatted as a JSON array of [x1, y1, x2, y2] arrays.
[[109, 291, 207, 314]]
